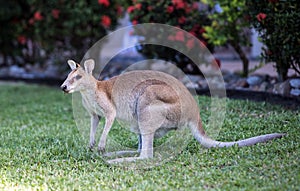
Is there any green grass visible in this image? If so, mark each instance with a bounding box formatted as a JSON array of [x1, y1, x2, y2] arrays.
[[0, 83, 299, 190]]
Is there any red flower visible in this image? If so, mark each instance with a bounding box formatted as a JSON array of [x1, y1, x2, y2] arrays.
[[174, 31, 185, 42], [167, 6, 174, 13], [17, 35, 27, 45], [212, 58, 221, 69], [256, 13, 267, 22], [199, 28, 205, 34], [135, 3, 142, 10], [172, 0, 185, 9], [129, 30, 135, 36], [98, 0, 110, 7], [265, 49, 272, 55], [185, 6, 192, 14], [101, 15, 111, 28], [200, 40, 207, 47], [192, 2, 199, 10], [116, 5, 123, 16], [51, 9, 60, 19], [34, 11, 43, 21], [132, 20, 138, 25], [178, 16, 186, 24], [147, 6, 153, 11], [168, 35, 175, 41], [127, 6, 135, 13], [189, 31, 196, 36], [29, 18, 35, 25], [186, 39, 195, 49]]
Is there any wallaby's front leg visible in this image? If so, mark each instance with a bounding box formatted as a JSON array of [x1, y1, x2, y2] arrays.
[[89, 114, 100, 150], [98, 112, 116, 153]]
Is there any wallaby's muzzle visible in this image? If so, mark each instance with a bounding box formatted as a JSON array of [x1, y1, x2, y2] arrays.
[[60, 85, 69, 93]]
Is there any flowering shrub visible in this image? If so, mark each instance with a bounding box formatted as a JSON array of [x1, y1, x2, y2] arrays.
[[201, 0, 251, 77], [124, 0, 214, 75], [0, 0, 122, 66], [247, 0, 300, 81]]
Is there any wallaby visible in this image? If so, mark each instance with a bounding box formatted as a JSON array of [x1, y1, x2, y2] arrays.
[[61, 59, 285, 163]]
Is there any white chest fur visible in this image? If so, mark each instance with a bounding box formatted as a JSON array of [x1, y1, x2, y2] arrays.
[[81, 91, 105, 117]]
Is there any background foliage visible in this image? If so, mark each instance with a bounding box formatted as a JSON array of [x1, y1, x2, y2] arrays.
[[202, 0, 251, 77], [124, 0, 215, 75], [1, 0, 299, 80], [0, 0, 121, 67], [247, 0, 300, 81]]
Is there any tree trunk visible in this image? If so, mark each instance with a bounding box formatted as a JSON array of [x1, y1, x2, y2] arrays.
[[277, 61, 288, 82], [229, 40, 249, 77]]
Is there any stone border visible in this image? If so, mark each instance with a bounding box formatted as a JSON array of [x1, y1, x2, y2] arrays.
[[1, 77, 299, 110], [195, 88, 300, 110], [0, 76, 63, 86]]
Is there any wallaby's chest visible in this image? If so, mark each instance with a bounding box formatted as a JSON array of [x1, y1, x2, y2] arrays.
[[81, 93, 106, 116]]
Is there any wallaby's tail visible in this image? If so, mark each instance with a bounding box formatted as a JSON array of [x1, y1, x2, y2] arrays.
[[191, 119, 285, 148]]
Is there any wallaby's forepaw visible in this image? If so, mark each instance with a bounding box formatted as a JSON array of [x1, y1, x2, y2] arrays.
[[89, 141, 95, 151]]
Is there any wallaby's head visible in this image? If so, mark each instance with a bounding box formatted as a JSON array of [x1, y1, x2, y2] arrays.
[[60, 59, 95, 93]]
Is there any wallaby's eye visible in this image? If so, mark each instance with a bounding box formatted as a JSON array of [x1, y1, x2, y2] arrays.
[[75, 75, 82, 80]]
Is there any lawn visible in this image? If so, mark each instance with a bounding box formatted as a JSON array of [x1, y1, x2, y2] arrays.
[[0, 83, 299, 190]]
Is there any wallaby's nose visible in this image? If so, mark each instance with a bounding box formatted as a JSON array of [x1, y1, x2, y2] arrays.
[[61, 85, 67, 91]]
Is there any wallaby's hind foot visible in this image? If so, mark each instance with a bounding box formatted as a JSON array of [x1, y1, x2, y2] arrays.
[[106, 156, 150, 164], [103, 150, 140, 158]]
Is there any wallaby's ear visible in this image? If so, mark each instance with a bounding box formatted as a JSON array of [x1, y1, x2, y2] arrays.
[[84, 59, 95, 74], [67, 60, 78, 70]]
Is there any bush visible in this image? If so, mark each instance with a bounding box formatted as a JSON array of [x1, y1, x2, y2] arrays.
[[202, 0, 251, 77], [0, 0, 122, 67], [125, 0, 214, 75], [247, 0, 300, 81], [0, 1, 25, 65]]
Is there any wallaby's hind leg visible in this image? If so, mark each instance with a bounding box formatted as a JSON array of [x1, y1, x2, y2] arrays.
[[106, 133, 154, 164], [106, 88, 168, 164], [138, 134, 142, 152]]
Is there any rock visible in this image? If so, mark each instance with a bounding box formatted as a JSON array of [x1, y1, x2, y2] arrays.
[[236, 78, 249, 88], [182, 75, 207, 89], [289, 79, 300, 89], [223, 72, 240, 83], [186, 75, 203, 83], [273, 80, 291, 97], [246, 75, 264, 86], [8, 65, 26, 77], [290, 89, 300, 96], [0, 67, 9, 76], [44, 64, 60, 78], [206, 76, 226, 89], [259, 82, 270, 92], [185, 81, 199, 89], [198, 79, 208, 89]]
